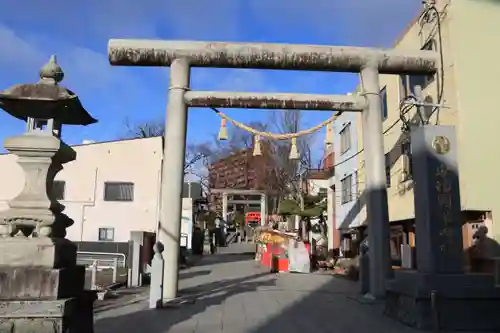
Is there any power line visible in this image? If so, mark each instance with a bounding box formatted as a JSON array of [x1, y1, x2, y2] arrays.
[[332, 3, 445, 171], [331, 113, 404, 169]]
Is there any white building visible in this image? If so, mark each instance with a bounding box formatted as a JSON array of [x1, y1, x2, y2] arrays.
[[0, 137, 164, 243], [332, 104, 363, 254]]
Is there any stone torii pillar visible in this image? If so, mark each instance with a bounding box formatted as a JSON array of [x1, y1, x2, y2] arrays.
[[108, 39, 437, 301], [360, 60, 392, 297], [222, 193, 228, 221]]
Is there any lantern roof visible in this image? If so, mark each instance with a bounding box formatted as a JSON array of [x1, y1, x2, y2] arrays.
[[0, 55, 97, 126]]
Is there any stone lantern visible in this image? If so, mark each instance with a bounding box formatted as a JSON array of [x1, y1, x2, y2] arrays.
[[0, 56, 97, 332]]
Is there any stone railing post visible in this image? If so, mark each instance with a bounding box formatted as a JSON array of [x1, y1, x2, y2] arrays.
[[91, 260, 98, 290], [149, 242, 165, 309], [112, 258, 118, 284]]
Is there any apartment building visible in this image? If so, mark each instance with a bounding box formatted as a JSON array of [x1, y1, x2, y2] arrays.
[[208, 143, 276, 213], [355, 0, 500, 258], [0, 137, 163, 243], [330, 89, 365, 254]]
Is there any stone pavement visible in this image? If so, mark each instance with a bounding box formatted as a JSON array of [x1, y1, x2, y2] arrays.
[[93, 243, 478, 333]]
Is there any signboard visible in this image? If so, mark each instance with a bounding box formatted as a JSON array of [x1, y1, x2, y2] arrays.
[[288, 239, 311, 273]]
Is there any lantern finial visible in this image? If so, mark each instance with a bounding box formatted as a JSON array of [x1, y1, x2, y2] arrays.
[[39, 55, 64, 84]]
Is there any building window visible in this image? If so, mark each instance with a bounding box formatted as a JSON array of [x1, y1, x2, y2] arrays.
[[339, 123, 351, 154], [318, 187, 328, 200], [98, 228, 115, 241], [53, 180, 66, 200], [341, 175, 353, 204], [400, 40, 435, 99], [381, 86, 388, 121], [104, 182, 134, 202], [385, 154, 391, 188]]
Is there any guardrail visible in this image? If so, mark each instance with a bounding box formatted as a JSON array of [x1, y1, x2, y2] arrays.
[[77, 251, 126, 269], [77, 251, 127, 290]]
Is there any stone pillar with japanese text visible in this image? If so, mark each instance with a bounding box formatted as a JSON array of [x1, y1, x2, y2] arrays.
[[411, 125, 463, 274], [385, 126, 500, 331]]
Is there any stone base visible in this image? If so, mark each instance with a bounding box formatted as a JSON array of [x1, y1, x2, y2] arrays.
[[385, 270, 500, 331], [0, 293, 95, 333], [0, 237, 76, 268], [0, 266, 85, 300]]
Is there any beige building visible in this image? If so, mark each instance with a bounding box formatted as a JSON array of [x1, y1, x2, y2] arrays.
[[355, 0, 500, 252], [0, 137, 163, 242]]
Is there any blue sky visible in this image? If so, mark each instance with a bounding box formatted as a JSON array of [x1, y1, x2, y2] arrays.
[[0, 0, 422, 154]]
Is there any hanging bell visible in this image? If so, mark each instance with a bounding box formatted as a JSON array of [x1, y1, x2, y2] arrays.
[[324, 122, 334, 145], [217, 118, 228, 141], [253, 135, 262, 156], [289, 137, 300, 160]]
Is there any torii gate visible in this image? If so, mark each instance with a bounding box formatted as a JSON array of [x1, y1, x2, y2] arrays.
[[108, 40, 437, 301]]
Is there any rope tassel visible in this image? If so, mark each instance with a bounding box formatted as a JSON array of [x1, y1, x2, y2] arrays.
[[325, 122, 333, 145], [289, 137, 300, 160], [218, 118, 228, 141], [253, 135, 262, 156]]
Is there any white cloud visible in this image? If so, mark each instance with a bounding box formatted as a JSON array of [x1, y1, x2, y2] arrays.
[[0, 24, 143, 94], [0, 25, 45, 79]]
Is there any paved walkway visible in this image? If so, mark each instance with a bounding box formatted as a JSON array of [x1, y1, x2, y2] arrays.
[[93, 244, 430, 333]]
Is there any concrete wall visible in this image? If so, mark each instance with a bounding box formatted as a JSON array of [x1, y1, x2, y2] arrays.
[[355, 0, 500, 238], [0, 137, 163, 242], [334, 110, 362, 230], [379, 0, 458, 223], [448, 0, 500, 238]]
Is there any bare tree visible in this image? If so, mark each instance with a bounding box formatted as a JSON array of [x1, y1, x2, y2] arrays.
[[122, 115, 321, 205], [188, 113, 320, 211], [124, 118, 164, 138], [205, 121, 268, 161], [186, 121, 273, 198], [269, 110, 317, 203]]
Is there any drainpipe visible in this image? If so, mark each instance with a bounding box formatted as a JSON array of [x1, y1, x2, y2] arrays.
[[154, 168, 162, 237], [80, 167, 99, 242]]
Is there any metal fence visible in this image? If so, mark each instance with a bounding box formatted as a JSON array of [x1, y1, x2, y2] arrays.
[[77, 251, 126, 268], [77, 251, 127, 290]]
